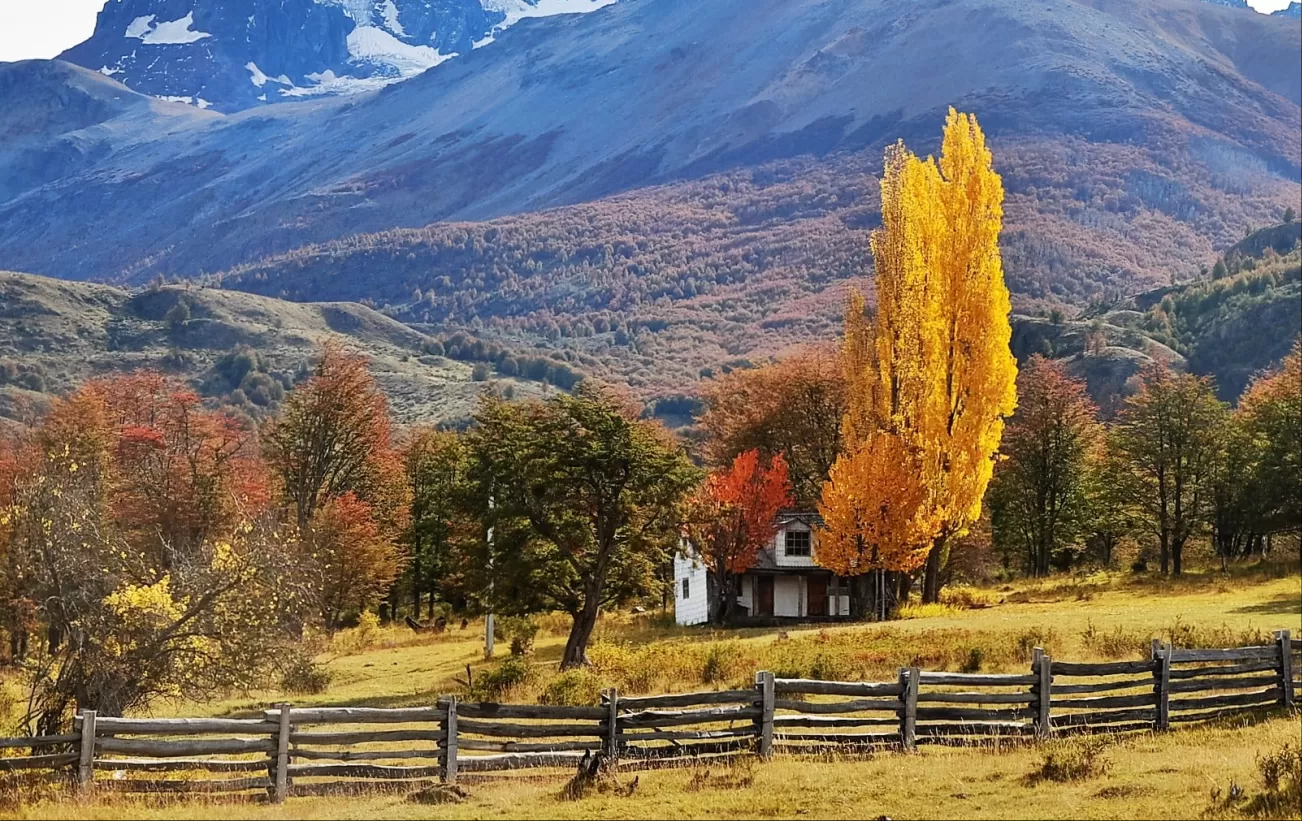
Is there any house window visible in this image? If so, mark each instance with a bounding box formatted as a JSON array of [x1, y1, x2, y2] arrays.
[[784, 530, 812, 557], [682, 578, 690, 599]]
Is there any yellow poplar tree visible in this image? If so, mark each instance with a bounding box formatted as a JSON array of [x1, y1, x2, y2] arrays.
[[820, 108, 1017, 605]]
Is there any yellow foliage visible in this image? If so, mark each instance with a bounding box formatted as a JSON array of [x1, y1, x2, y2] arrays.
[[821, 109, 1017, 577]]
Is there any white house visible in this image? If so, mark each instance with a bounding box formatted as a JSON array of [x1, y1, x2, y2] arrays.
[[674, 512, 851, 626]]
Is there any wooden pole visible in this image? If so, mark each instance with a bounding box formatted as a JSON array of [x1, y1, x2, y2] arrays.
[[898, 668, 918, 751], [1152, 640, 1170, 731], [604, 689, 620, 765], [272, 703, 291, 803], [1277, 630, 1294, 710], [755, 672, 775, 758], [1033, 648, 1052, 739], [442, 697, 459, 784], [76, 710, 96, 792]]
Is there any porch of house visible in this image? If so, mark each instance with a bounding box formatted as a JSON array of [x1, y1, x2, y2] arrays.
[[730, 570, 852, 624]]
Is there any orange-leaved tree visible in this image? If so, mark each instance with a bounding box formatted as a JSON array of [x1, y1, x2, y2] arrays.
[[699, 348, 845, 507], [264, 342, 409, 627], [830, 109, 1018, 604], [685, 449, 792, 624], [95, 371, 270, 567], [264, 341, 407, 532]]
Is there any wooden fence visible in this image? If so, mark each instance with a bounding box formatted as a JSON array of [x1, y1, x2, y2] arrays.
[[0, 630, 1296, 802]]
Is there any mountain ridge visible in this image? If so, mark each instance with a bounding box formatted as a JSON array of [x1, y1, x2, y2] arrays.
[[57, 0, 619, 112]]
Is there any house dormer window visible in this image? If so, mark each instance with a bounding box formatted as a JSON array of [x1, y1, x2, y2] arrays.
[[784, 529, 811, 557]]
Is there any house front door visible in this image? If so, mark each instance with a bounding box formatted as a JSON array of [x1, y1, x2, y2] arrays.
[[756, 576, 775, 617], [807, 577, 828, 617]]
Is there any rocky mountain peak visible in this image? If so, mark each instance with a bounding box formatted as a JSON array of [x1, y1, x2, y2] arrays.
[[58, 0, 617, 112]]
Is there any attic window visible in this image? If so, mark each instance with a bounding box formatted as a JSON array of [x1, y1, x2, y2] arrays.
[[784, 530, 812, 557], [682, 578, 690, 599]]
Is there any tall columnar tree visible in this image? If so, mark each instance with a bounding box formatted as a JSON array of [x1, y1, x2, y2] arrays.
[[1111, 364, 1227, 576], [829, 109, 1018, 604], [988, 356, 1103, 576], [699, 348, 845, 506], [685, 450, 793, 624], [465, 385, 698, 669]]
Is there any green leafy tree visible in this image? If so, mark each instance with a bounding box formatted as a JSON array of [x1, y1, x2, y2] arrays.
[[464, 385, 698, 668], [1110, 365, 1227, 575], [402, 428, 469, 619], [989, 357, 1103, 576]]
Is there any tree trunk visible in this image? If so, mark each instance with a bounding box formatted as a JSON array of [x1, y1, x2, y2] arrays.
[[848, 575, 870, 619], [895, 572, 912, 607], [561, 596, 602, 669], [1158, 531, 1170, 576], [922, 541, 944, 604], [411, 553, 422, 619], [1172, 537, 1183, 576]]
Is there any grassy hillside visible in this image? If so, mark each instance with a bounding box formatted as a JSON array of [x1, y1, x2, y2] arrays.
[[0, 271, 551, 427]]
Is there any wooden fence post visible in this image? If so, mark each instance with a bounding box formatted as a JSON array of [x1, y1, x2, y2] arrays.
[[755, 672, 774, 759], [76, 710, 96, 792], [1152, 640, 1170, 731], [442, 697, 459, 784], [1277, 630, 1294, 710], [898, 668, 918, 751], [604, 688, 620, 765], [1033, 648, 1052, 739], [272, 702, 291, 803]]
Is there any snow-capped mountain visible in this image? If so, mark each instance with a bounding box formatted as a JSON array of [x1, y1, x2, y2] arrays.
[[58, 0, 617, 112]]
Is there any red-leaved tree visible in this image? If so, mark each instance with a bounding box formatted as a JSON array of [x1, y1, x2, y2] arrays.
[[685, 449, 792, 624]]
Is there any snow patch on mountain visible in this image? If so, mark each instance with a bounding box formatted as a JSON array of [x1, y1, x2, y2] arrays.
[[476, 0, 617, 47], [380, 0, 406, 35], [127, 12, 213, 45], [347, 26, 453, 75]]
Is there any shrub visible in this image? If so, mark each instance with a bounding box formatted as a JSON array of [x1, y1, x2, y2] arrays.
[[960, 647, 985, 673], [1246, 743, 1302, 819], [940, 585, 998, 609], [541, 669, 604, 707], [1081, 621, 1149, 658], [494, 616, 540, 657], [1030, 737, 1112, 783], [897, 602, 962, 620], [281, 659, 333, 695], [468, 657, 536, 702], [700, 641, 745, 685]]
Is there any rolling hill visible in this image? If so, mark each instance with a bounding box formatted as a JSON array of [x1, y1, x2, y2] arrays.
[[0, 271, 550, 428]]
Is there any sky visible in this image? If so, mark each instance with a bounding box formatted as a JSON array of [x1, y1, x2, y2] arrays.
[[0, 0, 1296, 62]]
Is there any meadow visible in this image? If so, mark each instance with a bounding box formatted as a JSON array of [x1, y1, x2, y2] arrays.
[[4, 563, 1298, 820]]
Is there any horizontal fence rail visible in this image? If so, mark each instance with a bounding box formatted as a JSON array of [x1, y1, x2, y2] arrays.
[[2, 630, 1295, 802]]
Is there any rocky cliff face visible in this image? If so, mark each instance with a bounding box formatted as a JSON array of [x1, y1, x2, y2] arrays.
[[58, 0, 616, 112]]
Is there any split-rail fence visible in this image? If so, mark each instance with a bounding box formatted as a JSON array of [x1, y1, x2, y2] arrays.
[[0, 629, 1296, 802]]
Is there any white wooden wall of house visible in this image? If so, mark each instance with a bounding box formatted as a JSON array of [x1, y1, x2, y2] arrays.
[[673, 551, 709, 626], [773, 520, 817, 568]]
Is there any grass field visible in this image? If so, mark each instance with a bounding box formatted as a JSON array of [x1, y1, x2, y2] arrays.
[[4, 715, 1298, 820], [180, 565, 1302, 716], [2, 564, 1300, 820]]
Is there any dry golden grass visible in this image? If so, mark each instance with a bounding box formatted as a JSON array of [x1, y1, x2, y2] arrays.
[[2, 564, 1298, 820], [6, 714, 1299, 820]]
